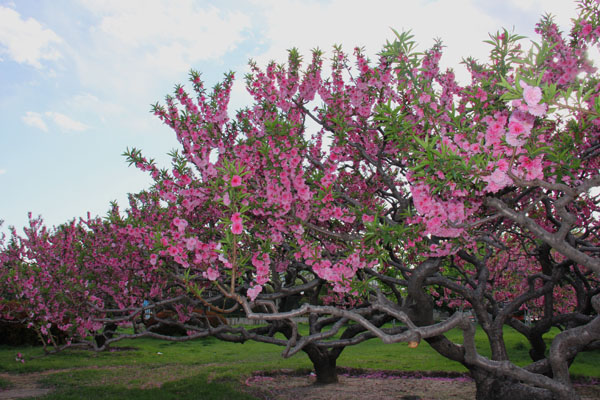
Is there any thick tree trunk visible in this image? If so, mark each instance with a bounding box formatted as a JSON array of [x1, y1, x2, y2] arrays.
[[94, 322, 117, 348], [312, 356, 338, 384], [304, 346, 339, 384], [275, 318, 340, 384], [528, 332, 548, 362], [471, 369, 576, 400]]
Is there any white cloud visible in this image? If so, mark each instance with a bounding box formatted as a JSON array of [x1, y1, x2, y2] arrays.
[[245, 0, 580, 85], [76, 1, 251, 75], [65, 93, 125, 123], [0, 169, 6, 175], [96, 2, 250, 57], [245, 0, 506, 83], [62, 0, 253, 122], [0, 6, 63, 68], [22, 111, 89, 132], [505, 0, 576, 24], [22, 111, 48, 131], [44, 111, 90, 132]]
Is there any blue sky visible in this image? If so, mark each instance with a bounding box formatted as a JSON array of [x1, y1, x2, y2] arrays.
[[0, 0, 582, 236]]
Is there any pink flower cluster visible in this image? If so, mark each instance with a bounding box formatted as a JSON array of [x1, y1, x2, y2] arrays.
[[231, 212, 243, 235]]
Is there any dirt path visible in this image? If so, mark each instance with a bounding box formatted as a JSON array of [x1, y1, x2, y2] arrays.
[[244, 370, 600, 400], [0, 371, 54, 400], [1, 368, 599, 400], [245, 373, 476, 400]]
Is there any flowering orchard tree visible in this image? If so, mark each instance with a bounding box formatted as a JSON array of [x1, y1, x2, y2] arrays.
[[123, 76, 455, 383], [123, 1, 600, 398], [0, 202, 182, 351], [2, 191, 397, 383], [2, 1, 599, 398]]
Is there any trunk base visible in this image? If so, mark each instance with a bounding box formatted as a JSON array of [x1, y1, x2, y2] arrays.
[[313, 361, 338, 384], [307, 348, 339, 384], [472, 370, 577, 400]]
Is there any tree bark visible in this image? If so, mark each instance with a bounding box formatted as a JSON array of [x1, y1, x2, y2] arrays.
[[94, 322, 117, 348], [304, 345, 339, 384], [471, 369, 556, 400]]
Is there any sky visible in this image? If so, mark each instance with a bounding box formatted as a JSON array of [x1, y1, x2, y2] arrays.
[[0, 0, 585, 237]]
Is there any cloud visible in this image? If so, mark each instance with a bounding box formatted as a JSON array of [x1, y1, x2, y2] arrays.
[[22, 111, 89, 132], [22, 111, 48, 131], [75, 1, 251, 79], [0, 5, 63, 68], [58, 0, 254, 125], [244, 0, 580, 85], [96, 2, 250, 60], [0, 169, 6, 175], [65, 93, 125, 123], [245, 0, 506, 82], [44, 111, 90, 132]]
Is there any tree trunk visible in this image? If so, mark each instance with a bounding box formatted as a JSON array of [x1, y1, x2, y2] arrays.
[[313, 356, 338, 384], [528, 332, 548, 362], [470, 369, 577, 400], [304, 345, 339, 384], [94, 322, 117, 348]]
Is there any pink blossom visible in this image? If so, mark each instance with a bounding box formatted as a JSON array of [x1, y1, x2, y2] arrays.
[[168, 246, 180, 257], [185, 237, 198, 251], [333, 207, 344, 219], [149, 254, 158, 266], [520, 82, 547, 117], [231, 212, 242, 224], [179, 175, 192, 186], [518, 156, 544, 181], [418, 92, 431, 104], [497, 158, 509, 171], [482, 168, 513, 193], [231, 175, 242, 187], [484, 114, 507, 148], [511, 99, 529, 113], [506, 116, 531, 147], [247, 285, 262, 301], [204, 268, 219, 281], [582, 23, 593, 37], [290, 224, 304, 235], [508, 120, 525, 136], [222, 193, 231, 206], [281, 191, 293, 205], [173, 218, 188, 233], [270, 231, 283, 243], [296, 185, 311, 202], [231, 220, 243, 235], [362, 214, 375, 224], [446, 201, 465, 224], [527, 103, 547, 117], [506, 131, 526, 147], [521, 82, 542, 107], [411, 184, 435, 215]]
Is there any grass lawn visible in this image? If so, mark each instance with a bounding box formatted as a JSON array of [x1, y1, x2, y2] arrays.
[[0, 324, 598, 399]]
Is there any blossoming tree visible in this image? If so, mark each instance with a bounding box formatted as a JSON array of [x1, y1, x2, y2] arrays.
[[123, 1, 600, 398], [2, 1, 599, 399]]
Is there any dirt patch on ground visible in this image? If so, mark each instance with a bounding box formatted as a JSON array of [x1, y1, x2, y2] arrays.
[[0, 371, 54, 400], [1, 368, 599, 400], [243, 369, 600, 400]]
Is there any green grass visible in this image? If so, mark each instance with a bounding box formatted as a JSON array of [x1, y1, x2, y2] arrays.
[[37, 373, 258, 400], [0, 324, 598, 399], [0, 376, 12, 389]]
